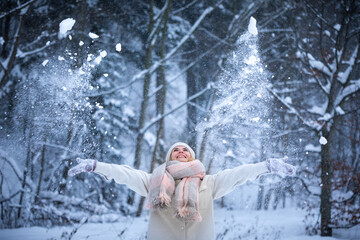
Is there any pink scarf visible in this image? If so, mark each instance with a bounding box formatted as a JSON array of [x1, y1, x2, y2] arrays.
[[147, 160, 205, 222]]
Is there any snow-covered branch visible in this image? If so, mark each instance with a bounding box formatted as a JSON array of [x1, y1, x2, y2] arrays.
[[17, 41, 56, 58], [172, 0, 199, 14], [335, 79, 360, 107], [337, 45, 359, 85], [333, 44, 360, 107], [306, 53, 333, 78], [299, 52, 331, 96], [267, 87, 322, 131]]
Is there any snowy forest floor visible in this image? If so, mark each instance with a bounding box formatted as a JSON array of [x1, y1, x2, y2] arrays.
[[0, 208, 359, 240]]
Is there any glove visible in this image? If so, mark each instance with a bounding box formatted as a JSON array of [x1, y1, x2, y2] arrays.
[[68, 158, 97, 177], [266, 156, 296, 177]]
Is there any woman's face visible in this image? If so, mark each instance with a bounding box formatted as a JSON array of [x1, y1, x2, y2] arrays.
[[170, 145, 191, 162]]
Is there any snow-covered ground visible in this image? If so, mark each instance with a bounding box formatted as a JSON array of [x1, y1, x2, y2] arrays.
[[1, 208, 359, 240]]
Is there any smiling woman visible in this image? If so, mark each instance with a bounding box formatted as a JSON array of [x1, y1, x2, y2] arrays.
[[170, 145, 193, 162], [68, 142, 296, 240]]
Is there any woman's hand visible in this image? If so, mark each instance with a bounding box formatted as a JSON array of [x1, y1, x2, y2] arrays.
[[266, 157, 296, 177], [68, 158, 97, 176]]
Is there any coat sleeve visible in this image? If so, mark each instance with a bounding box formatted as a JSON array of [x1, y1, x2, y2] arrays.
[[211, 161, 268, 200], [94, 162, 151, 197]]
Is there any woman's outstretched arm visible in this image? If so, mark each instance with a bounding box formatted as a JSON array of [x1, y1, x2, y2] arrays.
[[211, 161, 268, 200], [211, 158, 296, 199], [69, 158, 151, 197]]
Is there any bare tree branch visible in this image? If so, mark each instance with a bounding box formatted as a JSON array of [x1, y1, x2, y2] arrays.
[[0, 0, 37, 19], [293, 176, 321, 197], [87, 1, 223, 98], [140, 83, 213, 134], [0, 189, 25, 203], [0, 152, 35, 191]]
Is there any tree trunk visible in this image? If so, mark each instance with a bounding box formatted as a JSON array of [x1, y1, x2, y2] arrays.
[[58, 123, 73, 194], [129, 0, 155, 206], [264, 188, 273, 210], [0, 2, 34, 90], [198, 89, 216, 161], [17, 119, 33, 220], [136, 0, 172, 216], [256, 138, 266, 210], [36, 132, 48, 199], [206, 148, 216, 174], [320, 128, 333, 236], [186, 69, 197, 150]]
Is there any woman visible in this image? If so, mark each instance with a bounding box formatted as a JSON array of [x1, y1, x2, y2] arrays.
[[68, 142, 296, 240]]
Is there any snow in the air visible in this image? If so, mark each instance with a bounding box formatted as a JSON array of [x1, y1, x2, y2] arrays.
[[284, 96, 292, 104], [58, 18, 76, 39], [89, 32, 99, 39], [319, 136, 328, 145], [116, 43, 122, 52], [41, 59, 49, 66], [94, 55, 102, 65], [87, 54, 93, 62], [1, 3, 359, 238], [245, 55, 258, 65], [248, 16, 258, 35], [100, 50, 107, 58], [197, 17, 270, 135]]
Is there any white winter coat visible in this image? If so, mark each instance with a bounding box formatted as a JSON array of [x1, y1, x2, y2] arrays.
[[95, 161, 268, 240]]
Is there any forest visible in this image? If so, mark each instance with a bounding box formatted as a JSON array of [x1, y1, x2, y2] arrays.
[[0, 0, 359, 239]]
